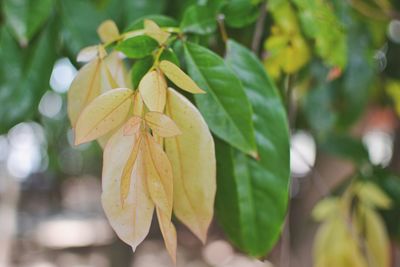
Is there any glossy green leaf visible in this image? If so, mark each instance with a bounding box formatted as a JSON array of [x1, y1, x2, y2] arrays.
[[222, 0, 260, 28], [116, 35, 159, 58], [184, 41, 257, 155], [131, 57, 154, 89], [3, 0, 54, 45], [180, 5, 218, 35], [215, 40, 290, 257]]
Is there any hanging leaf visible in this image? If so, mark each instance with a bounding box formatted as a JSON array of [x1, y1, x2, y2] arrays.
[[184, 41, 257, 156], [74, 88, 134, 145], [97, 20, 120, 43], [159, 60, 205, 94], [143, 133, 174, 218], [156, 208, 177, 264], [102, 127, 154, 251], [165, 88, 216, 243], [214, 40, 289, 256], [116, 35, 159, 59], [139, 70, 167, 112], [144, 111, 181, 137], [77, 45, 99, 62], [131, 57, 154, 89]]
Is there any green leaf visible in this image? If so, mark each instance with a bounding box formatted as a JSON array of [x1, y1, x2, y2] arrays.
[[184, 41, 257, 155], [116, 35, 159, 58], [215, 40, 290, 256], [123, 0, 166, 25], [131, 56, 153, 89], [3, 0, 54, 45], [125, 15, 177, 31], [160, 48, 180, 66], [0, 20, 59, 133], [222, 0, 260, 28], [180, 5, 218, 35]]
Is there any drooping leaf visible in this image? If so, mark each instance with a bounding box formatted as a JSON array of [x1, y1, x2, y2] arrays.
[[131, 56, 154, 89], [159, 60, 205, 94], [215, 40, 289, 256], [144, 111, 181, 137], [356, 182, 392, 209], [116, 35, 159, 59], [165, 88, 216, 243], [74, 88, 134, 145], [143, 133, 174, 218], [97, 20, 120, 43], [139, 70, 167, 112], [102, 127, 154, 251], [123, 116, 143, 136], [156, 208, 177, 264], [144, 19, 170, 45], [184, 41, 257, 155], [3, 0, 54, 44]]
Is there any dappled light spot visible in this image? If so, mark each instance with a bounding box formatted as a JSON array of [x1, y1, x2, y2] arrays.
[[39, 91, 63, 118]]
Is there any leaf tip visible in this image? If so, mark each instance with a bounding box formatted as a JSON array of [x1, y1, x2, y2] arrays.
[[249, 150, 259, 160]]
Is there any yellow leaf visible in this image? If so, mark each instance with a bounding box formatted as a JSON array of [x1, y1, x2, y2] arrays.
[[165, 88, 216, 243], [156, 208, 177, 264], [143, 133, 173, 218], [68, 58, 104, 127], [145, 111, 181, 137], [123, 116, 143, 136], [132, 92, 145, 116], [74, 88, 133, 145], [363, 207, 390, 267], [139, 70, 167, 112], [104, 52, 132, 88], [356, 182, 392, 209], [97, 20, 120, 43], [77, 45, 99, 62], [159, 60, 205, 94], [144, 19, 170, 44], [102, 127, 154, 251], [312, 198, 339, 221], [120, 134, 143, 207]]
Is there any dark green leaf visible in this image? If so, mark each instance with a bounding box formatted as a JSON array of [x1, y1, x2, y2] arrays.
[[131, 56, 153, 89], [125, 15, 177, 31], [3, 0, 54, 45], [215, 39, 289, 257], [222, 0, 260, 28], [116, 35, 159, 58], [180, 5, 218, 35], [184, 41, 257, 155]]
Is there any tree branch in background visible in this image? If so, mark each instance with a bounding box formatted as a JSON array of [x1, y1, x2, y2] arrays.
[[252, 1, 267, 54]]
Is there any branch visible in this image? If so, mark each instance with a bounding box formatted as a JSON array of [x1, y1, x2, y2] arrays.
[[251, 1, 267, 54]]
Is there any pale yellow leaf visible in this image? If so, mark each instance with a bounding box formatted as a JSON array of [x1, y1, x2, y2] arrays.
[[144, 19, 170, 44], [120, 134, 143, 207], [123, 116, 143, 136], [145, 111, 181, 137], [139, 70, 167, 112], [68, 59, 103, 127], [104, 52, 132, 88], [159, 60, 205, 94], [143, 133, 173, 218], [156, 208, 177, 264], [102, 127, 154, 251], [75, 88, 133, 145], [165, 88, 216, 243], [97, 20, 120, 43], [97, 128, 117, 149], [132, 92, 144, 116], [312, 197, 339, 221], [77, 45, 99, 62], [364, 207, 390, 267]]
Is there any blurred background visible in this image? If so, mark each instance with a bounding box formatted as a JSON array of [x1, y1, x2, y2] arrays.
[[1, 0, 400, 266]]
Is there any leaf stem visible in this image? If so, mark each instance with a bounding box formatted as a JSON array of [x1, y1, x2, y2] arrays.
[[217, 14, 228, 43]]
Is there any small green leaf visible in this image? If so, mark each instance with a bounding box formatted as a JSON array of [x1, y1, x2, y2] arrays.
[[184, 41, 257, 155], [131, 56, 153, 89], [222, 0, 260, 28], [116, 35, 159, 58], [215, 40, 290, 257], [3, 0, 54, 44], [180, 5, 218, 35]]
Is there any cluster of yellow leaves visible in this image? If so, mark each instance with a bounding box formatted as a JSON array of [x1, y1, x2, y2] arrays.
[[263, 0, 310, 79], [313, 182, 392, 267], [67, 20, 215, 264], [386, 80, 400, 116]]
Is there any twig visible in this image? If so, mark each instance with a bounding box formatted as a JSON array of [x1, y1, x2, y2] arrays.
[[217, 14, 228, 44], [252, 1, 267, 54]]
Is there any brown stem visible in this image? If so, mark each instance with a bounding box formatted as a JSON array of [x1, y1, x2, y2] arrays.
[[217, 14, 228, 44], [251, 1, 267, 54]]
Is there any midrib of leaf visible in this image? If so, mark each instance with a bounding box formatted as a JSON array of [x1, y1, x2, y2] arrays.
[[82, 59, 101, 108], [81, 92, 131, 140], [166, 102, 202, 236], [184, 45, 251, 151], [233, 152, 258, 251]]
